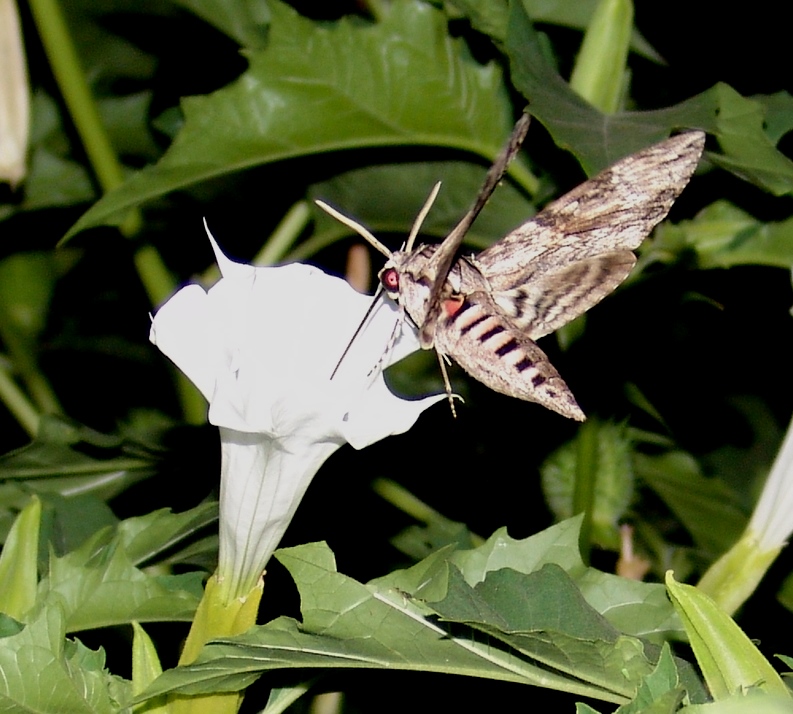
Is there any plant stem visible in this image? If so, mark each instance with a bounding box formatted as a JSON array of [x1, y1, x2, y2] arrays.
[[29, 0, 200, 420], [573, 419, 599, 563], [0, 361, 39, 436], [28, 0, 131, 200], [569, 0, 633, 114], [254, 200, 311, 266]]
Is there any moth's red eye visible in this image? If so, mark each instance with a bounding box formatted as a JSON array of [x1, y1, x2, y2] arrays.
[[381, 268, 399, 291]]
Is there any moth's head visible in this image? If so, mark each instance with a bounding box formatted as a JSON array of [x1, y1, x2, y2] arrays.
[[377, 262, 400, 300]]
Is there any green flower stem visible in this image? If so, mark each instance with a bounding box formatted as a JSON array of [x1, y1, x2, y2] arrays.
[[171, 571, 263, 714], [0, 361, 39, 436], [30, 0, 193, 419], [697, 531, 781, 616], [29, 0, 177, 300], [372, 477, 443, 523], [569, 0, 633, 114], [254, 200, 311, 266], [28, 0, 130, 200], [22, 369, 61, 416], [372, 477, 484, 546], [573, 419, 599, 563], [135, 245, 204, 424], [133, 244, 178, 309]]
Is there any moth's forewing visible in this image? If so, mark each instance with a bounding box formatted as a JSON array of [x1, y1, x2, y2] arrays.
[[377, 129, 705, 420], [477, 131, 706, 337]]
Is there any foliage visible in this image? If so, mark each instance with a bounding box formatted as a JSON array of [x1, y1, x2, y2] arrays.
[[1, 0, 793, 712]]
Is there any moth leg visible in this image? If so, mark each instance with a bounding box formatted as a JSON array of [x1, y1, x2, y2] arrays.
[[435, 349, 462, 418]]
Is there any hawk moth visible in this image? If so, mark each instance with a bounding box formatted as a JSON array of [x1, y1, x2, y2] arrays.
[[319, 115, 705, 420]]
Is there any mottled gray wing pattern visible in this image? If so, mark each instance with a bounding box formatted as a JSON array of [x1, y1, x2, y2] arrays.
[[476, 131, 705, 339]]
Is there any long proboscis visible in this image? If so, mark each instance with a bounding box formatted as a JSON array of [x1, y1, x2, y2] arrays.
[[427, 113, 531, 283], [329, 286, 384, 380], [419, 112, 532, 344]]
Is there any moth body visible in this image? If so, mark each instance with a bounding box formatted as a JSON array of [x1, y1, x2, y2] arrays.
[[379, 244, 586, 420], [320, 117, 706, 421]]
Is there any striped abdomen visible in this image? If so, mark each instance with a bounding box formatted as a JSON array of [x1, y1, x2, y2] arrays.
[[433, 291, 585, 421]]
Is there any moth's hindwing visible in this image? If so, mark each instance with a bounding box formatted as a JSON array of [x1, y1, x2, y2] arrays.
[[432, 291, 585, 421], [488, 251, 637, 340]]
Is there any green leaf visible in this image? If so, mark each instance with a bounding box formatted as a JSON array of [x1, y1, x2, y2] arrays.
[[138, 521, 706, 704], [37, 493, 119, 561], [131, 622, 168, 713], [429, 563, 651, 698], [66, 0, 525, 238], [706, 85, 793, 196], [756, 92, 793, 143], [141, 541, 627, 703], [682, 694, 793, 714], [0, 253, 60, 360], [541, 420, 634, 550], [651, 200, 793, 269], [431, 569, 700, 708], [635, 452, 747, 557], [0, 496, 41, 620], [0, 604, 132, 713], [300, 159, 535, 261], [0, 414, 156, 480], [578, 705, 605, 714], [259, 678, 318, 714], [0, 415, 163, 548], [1, 85, 156, 219], [437, 519, 681, 642], [776, 654, 793, 671], [171, 0, 270, 47], [0, 253, 66, 416], [100, 91, 160, 160], [505, 0, 707, 173], [389, 518, 479, 562], [613, 644, 686, 714], [117, 504, 218, 566], [442, 0, 663, 62], [0, 91, 95, 221], [505, 0, 793, 194], [37, 515, 204, 632], [666, 572, 791, 700]]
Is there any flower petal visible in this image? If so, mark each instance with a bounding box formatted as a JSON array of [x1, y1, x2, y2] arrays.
[[151, 236, 443, 596]]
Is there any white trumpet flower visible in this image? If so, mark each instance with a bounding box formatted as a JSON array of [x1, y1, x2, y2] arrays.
[[150, 227, 441, 599]]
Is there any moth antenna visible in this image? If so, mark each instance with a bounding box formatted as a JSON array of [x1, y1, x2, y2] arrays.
[[330, 287, 385, 380], [405, 181, 442, 252], [315, 200, 393, 259]]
